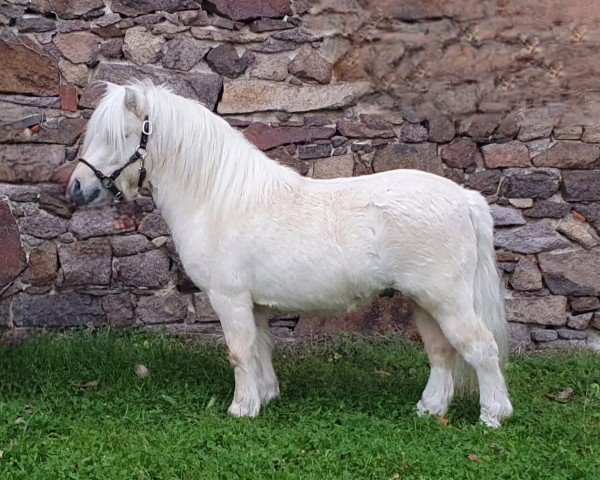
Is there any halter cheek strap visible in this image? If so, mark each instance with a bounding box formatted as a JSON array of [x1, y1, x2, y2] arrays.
[[78, 116, 150, 201]]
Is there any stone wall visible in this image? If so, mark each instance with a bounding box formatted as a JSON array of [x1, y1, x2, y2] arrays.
[[1, 0, 600, 351]]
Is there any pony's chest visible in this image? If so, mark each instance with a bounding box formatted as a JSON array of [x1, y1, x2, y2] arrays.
[[167, 219, 217, 288]]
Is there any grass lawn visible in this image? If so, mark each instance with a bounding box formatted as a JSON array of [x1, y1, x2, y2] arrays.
[[0, 330, 598, 480]]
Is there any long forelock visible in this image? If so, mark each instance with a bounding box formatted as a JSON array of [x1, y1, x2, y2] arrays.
[[83, 83, 131, 158]]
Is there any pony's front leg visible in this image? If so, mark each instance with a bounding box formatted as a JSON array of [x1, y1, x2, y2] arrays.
[[209, 290, 261, 417]]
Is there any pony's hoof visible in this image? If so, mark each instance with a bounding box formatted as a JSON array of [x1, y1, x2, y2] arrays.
[[228, 397, 261, 418], [479, 401, 513, 428], [480, 413, 502, 428], [416, 399, 448, 418], [260, 384, 280, 406]]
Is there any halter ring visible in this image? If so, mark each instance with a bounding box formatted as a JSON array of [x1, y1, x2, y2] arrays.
[[142, 120, 152, 135], [135, 146, 148, 159]]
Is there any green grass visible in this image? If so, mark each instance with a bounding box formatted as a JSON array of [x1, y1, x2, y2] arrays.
[[0, 330, 598, 480]]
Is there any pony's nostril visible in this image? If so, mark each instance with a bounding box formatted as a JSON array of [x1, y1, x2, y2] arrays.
[[68, 179, 86, 204]]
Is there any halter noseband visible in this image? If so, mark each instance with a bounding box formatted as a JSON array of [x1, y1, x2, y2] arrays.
[[78, 116, 151, 200]]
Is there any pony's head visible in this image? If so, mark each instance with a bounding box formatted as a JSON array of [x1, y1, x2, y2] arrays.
[[66, 83, 150, 205]]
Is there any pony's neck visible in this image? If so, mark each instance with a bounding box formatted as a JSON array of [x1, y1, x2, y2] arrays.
[[143, 88, 301, 220]]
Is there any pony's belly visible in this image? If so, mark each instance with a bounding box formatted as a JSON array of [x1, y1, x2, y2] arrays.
[[252, 281, 381, 315]]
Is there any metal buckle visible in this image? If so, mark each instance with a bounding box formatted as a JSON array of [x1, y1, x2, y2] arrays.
[[101, 177, 114, 188], [142, 120, 152, 135]]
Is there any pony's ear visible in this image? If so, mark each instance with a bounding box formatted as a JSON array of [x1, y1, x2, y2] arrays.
[[124, 87, 147, 118]]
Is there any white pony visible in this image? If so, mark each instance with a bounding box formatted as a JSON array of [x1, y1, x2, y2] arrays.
[[67, 83, 513, 427]]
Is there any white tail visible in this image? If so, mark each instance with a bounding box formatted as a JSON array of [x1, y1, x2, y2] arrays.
[[454, 192, 508, 394]]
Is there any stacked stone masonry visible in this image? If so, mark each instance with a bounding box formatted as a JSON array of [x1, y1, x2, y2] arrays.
[[1, 0, 600, 351]]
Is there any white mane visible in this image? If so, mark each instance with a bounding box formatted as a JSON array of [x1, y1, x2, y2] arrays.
[[95, 82, 301, 214]]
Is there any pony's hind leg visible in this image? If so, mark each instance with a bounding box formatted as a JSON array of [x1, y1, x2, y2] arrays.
[[414, 305, 456, 418], [208, 290, 261, 417], [254, 309, 280, 406], [429, 289, 513, 428]]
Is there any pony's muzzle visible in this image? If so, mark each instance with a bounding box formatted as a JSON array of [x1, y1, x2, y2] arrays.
[[66, 179, 100, 205]]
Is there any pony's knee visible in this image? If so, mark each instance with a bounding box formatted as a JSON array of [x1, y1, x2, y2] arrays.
[[227, 338, 255, 363], [227, 347, 241, 368], [225, 327, 258, 369], [424, 336, 455, 361]]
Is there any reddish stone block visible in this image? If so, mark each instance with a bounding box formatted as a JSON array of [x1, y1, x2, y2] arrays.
[[60, 84, 78, 112], [203, 0, 292, 21], [482, 141, 531, 168], [245, 123, 335, 150], [441, 138, 480, 169], [0, 41, 59, 95], [27, 242, 58, 286]]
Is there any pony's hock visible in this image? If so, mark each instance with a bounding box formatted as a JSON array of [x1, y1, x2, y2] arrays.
[[66, 83, 513, 427]]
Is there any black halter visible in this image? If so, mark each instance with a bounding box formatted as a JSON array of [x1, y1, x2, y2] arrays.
[[78, 116, 151, 200]]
